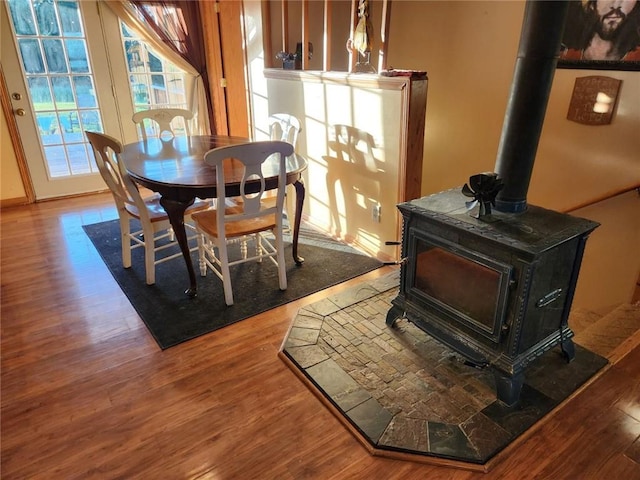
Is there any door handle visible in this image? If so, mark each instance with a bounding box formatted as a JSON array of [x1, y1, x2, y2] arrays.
[[14, 108, 26, 116]]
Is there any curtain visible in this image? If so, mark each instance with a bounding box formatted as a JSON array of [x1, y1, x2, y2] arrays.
[[104, 0, 213, 135]]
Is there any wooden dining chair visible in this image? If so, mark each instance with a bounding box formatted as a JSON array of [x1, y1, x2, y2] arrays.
[[85, 131, 209, 285], [190, 140, 294, 306], [132, 108, 193, 140], [268, 113, 301, 147], [268, 113, 301, 230]]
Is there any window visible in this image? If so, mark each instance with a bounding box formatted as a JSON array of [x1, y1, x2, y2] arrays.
[[120, 21, 189, 137]]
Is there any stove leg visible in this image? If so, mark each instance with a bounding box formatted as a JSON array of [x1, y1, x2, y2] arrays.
[[386, 306, 403, 327], [494, 370, 525, 406], [560, 338, 576, 363]]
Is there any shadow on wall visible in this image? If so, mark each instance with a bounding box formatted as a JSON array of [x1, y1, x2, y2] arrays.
[[324, 124, 384, 242]]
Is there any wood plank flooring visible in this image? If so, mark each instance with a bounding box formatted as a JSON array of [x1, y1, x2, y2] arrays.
[[2, 193, 639, 479]]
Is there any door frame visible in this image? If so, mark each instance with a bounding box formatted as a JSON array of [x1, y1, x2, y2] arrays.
[[1, 64, 35, 205]]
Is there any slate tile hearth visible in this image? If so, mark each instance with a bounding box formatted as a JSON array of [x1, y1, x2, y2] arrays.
[[280, 271, 609, 467]]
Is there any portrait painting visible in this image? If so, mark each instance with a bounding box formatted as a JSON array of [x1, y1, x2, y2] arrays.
[[558, 0, 640, 70]]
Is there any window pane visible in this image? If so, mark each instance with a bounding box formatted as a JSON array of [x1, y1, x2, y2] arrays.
[[150, 75, 167, 104], [165, 74, 186, 104], [66, 39, 88, 72], [121, 21, 133, 38], [18, 39, 45, 73], [61, 111, 83, 143], [28, 77, 53, 110], [35, 0, 60, 35], [59, 1, 82, 37], [131, 79, 150, 105], [37, 112, 61, 145], [43, 39, 68, 73], [124, 40, 145, 72], [67, 143, 91, 174], [73, 76, 96, 107], [51, 76, 75, 109], [148, 51, 162, 72], [45, 145, 69, 177], [79, 110, 102, 132], [8, 0, 37, 35]]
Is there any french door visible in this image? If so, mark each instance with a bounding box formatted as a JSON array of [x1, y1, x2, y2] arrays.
[[1, 0, 164, 200]]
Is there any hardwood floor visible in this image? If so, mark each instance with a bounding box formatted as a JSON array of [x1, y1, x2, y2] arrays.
[[2, 193, 639, 479]]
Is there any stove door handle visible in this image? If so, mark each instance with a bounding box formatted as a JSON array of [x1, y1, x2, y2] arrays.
[[536, 288, 563, 308], [383, 257, 408, 266]]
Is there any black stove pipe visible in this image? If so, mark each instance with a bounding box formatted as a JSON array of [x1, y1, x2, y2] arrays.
[[494, 0, 570, 214]]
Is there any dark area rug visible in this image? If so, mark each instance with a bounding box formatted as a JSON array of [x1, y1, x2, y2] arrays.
[[83, 219, 383, 349], [280, 270, 609, 469]]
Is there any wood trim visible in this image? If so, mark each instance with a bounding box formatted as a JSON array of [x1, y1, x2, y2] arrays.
[[0, 196, 30, 209], [323, 0, 332, 71], [301, 0, 309, 70], [200, 0, 249, 138], [378, 0, 391, 72], [564, 184, 640, 214], [264, 68, 417, 89], [348, 0, 357, 71], [0, 64, 35, 204], [219, 0, 250, 138], [261, 1, 274, 68], [402, 76, 427, 202], [607, 327, 640, 365], [281, 0, 289, 52], [200, 0, 228, 135]]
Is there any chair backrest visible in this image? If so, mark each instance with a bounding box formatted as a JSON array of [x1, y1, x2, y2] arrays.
[[85, 131, 151, 222], [268, 113, 301, 149], [203, 140, 294, 233], [132, 108, 193, 140]]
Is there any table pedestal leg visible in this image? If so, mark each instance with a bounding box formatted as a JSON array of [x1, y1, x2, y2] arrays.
[[292, 178, 306, 265], [160, 196, 198, 297]]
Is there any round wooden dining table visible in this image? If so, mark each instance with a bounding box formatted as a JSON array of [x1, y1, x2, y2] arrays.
[[121, 135, 308, 297]]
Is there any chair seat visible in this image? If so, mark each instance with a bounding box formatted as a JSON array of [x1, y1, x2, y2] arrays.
[[192, 207, 277, 238]]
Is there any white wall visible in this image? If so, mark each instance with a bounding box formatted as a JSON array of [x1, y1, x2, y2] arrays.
[[263, 72, 417, 261]]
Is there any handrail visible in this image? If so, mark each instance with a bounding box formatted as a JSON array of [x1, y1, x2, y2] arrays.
[[564, 184, 640, 214]]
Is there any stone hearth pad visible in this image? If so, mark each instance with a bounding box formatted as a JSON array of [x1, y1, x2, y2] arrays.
[[279, 271, 609, 469]]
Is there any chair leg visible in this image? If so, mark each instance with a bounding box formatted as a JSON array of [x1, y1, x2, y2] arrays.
[[275, 227, 287, 291], [196, 233, 207, 277], [120, 216, 132, 269], [142, 223, 156, 285], [282, 191, 291, 234], [255, 233, 262, 263], [218, 240, 234, 306], [240, 237, 248, 259]]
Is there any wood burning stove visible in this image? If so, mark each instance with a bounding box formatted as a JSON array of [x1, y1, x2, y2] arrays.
[[386, 189, 599, 405], [385, 1, 596, 406]]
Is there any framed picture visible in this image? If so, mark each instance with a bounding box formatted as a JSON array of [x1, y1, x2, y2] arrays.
[[558, 0, 640, 71]]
